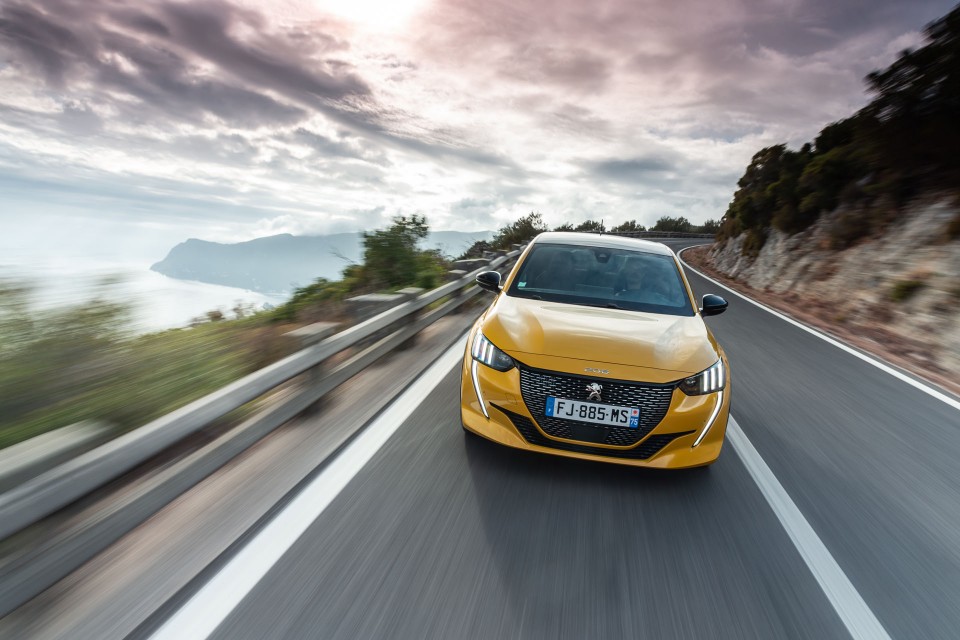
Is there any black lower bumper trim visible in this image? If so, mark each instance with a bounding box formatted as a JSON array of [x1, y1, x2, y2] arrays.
[[492, 405, 693, 460]]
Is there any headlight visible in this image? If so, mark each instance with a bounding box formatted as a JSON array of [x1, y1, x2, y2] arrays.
[[471, 332, 515, 372], [679, 359, 725, 395]]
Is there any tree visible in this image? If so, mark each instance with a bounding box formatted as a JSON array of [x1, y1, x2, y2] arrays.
[[491, 212, 548, 249], [718, 3, 960, 250], [611, 220, 646, 233], [652, 216, 693, 233], [362, 214, 430, 288], [574, 220, 604, 232], [696, 219, 719, 234], [863, 5, 960, 188]]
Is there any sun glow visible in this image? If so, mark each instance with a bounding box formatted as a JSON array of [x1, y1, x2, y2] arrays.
[[312, 0, 428, 30]]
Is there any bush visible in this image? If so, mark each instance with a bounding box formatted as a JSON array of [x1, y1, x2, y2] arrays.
[[0, 282, 278, 449], [890, 279, 925, 302], [716, 215, 742, 243], [947, 211, 960, 240], [696, 219, 720, 235], [827, 207, 870, 249], [457, 240, 491, 260], [741, 228, 768, 257]]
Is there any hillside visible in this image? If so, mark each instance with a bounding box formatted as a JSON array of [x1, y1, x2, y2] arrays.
[[150, 230, 490, 294], [690, 6, 960, 393], [686, 197, 960, 394]]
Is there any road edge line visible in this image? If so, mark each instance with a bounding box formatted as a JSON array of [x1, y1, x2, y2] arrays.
[[148, 333, 468, 640], [727, 416, 891, 640]]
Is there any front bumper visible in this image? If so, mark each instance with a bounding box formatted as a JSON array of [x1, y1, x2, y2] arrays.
[[460, 348, 730, 469]]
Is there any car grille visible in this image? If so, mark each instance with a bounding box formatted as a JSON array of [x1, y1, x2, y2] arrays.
[[495, 406, 692, 460], [518, 364, 675, 446]]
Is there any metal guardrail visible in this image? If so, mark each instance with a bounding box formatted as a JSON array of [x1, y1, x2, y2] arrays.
[[0, 249, 524, 543]]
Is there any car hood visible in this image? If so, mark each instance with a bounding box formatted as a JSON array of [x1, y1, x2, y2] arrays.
[[481, 294, 718, 376]]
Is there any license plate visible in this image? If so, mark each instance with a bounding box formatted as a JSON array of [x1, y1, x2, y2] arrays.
[[544, 397, 640, 428]]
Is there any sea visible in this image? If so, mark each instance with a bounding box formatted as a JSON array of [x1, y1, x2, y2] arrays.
[[0, 255, 289, 334]]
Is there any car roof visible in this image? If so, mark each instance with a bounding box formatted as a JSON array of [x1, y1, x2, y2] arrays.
[[529, 231, 675, 257]]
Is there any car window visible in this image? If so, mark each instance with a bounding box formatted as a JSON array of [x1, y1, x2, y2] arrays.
[[507, 243, 694, 316]]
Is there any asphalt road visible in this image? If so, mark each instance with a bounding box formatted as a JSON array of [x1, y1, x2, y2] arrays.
[[146, 240, 960, 640]]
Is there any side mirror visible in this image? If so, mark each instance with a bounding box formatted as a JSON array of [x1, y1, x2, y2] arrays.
[[700, 294, 728, 316], [476, 271, 502, 293]]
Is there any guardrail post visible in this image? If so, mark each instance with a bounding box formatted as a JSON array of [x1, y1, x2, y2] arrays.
[[284, 321, 340, 412], [396, 287, 425, 350]]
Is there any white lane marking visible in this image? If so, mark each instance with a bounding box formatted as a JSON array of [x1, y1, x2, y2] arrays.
[[677, 245, 960, 412], [727, 416, 892, 640], [150, 336, 467, 640]]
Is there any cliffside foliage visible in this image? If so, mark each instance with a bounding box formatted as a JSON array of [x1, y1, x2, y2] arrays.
[[720, 5, 960, 253]]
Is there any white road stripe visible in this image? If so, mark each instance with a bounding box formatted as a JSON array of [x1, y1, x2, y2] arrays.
[[149, 335, 467, 640], [727, 416, 892, 640], [677, 245, 960, 412]]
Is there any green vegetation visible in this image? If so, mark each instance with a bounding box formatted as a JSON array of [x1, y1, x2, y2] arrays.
[[491, 212, 550, 248], [271, 215, 449, 322], [361, 214, 445, 289], [611, 220, 646, 233], [720, 5, 960, 253], [890, 279, 927, 302], [947, 211, 960, 240], [0, 281, 290, 449]]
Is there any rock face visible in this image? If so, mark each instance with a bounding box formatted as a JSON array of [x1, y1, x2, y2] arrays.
[[708, 196, 960, 378]]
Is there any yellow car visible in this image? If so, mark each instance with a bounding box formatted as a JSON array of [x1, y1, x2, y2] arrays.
[[460, 232, 730, 468]]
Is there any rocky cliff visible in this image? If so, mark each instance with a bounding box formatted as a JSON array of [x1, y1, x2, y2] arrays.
[[686, 196, 960, 392]]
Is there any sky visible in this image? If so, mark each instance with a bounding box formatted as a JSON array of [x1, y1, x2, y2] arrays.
[[1, 0, 956, 263]]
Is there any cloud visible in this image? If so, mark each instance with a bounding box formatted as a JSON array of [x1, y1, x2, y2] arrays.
[[58, 100, 103, 135], [292, 127, 374, 162], [499, 45, 612, 92], [1, 0, 955, 247], [0, 0, 362, 128]]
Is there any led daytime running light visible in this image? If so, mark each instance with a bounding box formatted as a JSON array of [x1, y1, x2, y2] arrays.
[[471, 332, 515, 372], [680, 359, 725, 396]]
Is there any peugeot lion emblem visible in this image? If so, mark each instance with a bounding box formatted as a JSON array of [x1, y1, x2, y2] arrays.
[[586, 383, 602, 402]]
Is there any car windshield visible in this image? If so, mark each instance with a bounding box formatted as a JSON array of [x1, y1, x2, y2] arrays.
[[506, 243, 694, 316]]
